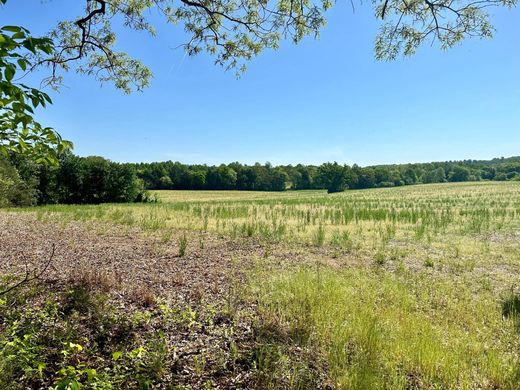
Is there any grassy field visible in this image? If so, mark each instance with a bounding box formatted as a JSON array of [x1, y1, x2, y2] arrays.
[[2, 182, 520, 388], [30, 181, 520, 242]]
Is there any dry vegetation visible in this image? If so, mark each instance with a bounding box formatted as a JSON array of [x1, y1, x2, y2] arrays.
[[1, 182, 520, 388]]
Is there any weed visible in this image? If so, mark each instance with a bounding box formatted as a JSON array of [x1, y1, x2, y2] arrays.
[[424, 258, 434, 268], [374, 250, 386, 266], [178, 232, 188, 257], [313, 225, 326, 247]]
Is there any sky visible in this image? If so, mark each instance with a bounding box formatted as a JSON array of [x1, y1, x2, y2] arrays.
[[2, 1, 520, 166]]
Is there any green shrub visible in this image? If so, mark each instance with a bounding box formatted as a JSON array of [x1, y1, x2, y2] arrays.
[[0, 157, 36, 206]]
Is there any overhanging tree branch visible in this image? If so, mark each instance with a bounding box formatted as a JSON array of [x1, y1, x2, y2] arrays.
[[22, 0, 517, 90]]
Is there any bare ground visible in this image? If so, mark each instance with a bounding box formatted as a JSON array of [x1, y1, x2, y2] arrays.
[[0, 212, 263, 305]]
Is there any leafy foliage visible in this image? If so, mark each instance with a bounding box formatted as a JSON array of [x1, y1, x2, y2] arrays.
[[316, 162, 348, 193], [0, 275, 255, 389], [0, 24, 71, 164], [6, 0, 514, 92], [374, 0, 517, 60], [0, 156, 35, 206], [35, 154, 148, 204], [4, 154, 520, 208], [0, 283, 169, 389], [40, 0, 332, 90]]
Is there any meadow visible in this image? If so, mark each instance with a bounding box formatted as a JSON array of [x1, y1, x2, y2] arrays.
[[3, 181, 520, 388]]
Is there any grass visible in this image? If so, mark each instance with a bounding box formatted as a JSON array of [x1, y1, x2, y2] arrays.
[[253, 267, 519, 389], [22, 182, 520, 249], [3, 181, 520, 388], [178, 232, 188, 257]]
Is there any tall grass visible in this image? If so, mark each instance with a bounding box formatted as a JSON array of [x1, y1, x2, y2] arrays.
[[178, 232, 188, 257], [254, 268, 519, 389]]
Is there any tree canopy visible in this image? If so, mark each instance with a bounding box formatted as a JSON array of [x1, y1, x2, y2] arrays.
[[0, 23, 72, 164], [0, 0, 516, 163], [4, 154, 520, 207], [19, 0, 519, 93]]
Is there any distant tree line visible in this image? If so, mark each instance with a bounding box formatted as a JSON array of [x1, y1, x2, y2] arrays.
[[1, 155, 520, 206], [133, 157, 520, 193]]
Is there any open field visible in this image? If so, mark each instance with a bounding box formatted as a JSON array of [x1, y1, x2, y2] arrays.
[[1, 182, 520, 388]]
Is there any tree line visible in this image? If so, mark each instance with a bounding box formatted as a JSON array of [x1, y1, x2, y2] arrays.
[[133, 157, 520, 193], [1, 154, 519, 206], [2, 154, 150, 206]]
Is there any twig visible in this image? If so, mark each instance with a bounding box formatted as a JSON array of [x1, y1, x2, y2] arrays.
[[0, 244, 56, 296]]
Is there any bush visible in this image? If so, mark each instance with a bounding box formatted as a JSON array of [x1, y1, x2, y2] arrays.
[[0, 157, 36, 207], [37, 154, 149, 204]]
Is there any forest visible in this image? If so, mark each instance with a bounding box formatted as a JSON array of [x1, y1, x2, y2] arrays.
[[2, 154, 520, 206]]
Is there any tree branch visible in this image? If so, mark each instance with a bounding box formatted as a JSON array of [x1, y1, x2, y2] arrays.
[[0, 244, 56, 296]]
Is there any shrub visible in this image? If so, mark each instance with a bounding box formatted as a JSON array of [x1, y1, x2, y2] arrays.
[[0, 157, 36, 206], [37, 154, 149, 204]]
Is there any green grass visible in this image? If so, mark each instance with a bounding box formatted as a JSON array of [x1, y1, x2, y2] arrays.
[[19, 182, 520, 248], [253, 267, 519, 389]]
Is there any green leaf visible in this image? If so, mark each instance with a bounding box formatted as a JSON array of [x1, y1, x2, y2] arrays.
[[12, 31, 25, 40], [22, 38, 35, 53], [112, 351, 123, 360], [84, 368, 97, 382], [37, 362, 46, 377], [2, 26, 22, 33], [69, 342, 83, 352], [4, 64, 15, 81], [17, 58, 27, 71]]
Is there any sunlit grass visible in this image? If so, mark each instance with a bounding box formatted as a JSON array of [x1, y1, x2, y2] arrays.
[[253, 267, 520, 389], [18, 182, 520, 246]]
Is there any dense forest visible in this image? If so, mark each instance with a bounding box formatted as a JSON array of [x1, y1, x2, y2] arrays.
[[2, 154, 520, 206], [133, 156, 520, 193]]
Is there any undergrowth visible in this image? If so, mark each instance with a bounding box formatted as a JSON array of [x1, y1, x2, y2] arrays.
[[0, 278, 253, 389]]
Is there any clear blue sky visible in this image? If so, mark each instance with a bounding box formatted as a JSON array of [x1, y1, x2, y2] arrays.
[[2, 1, 519, 166]]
